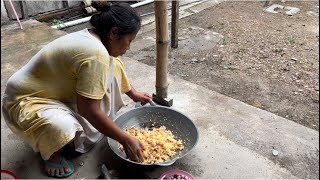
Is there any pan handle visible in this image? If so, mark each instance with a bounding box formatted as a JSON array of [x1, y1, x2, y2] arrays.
[[135, 101, 158, 108]]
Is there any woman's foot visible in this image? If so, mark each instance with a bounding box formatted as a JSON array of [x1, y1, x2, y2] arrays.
[[44, 151, 74, 177]]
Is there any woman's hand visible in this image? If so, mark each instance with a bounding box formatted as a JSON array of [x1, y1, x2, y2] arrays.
[[133, 91, 152, 105], [126, 88, 152, 105], [120, 134, 145, 162]]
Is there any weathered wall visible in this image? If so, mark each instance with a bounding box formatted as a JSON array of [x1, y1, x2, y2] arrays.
[[2, 0, 81, 20]]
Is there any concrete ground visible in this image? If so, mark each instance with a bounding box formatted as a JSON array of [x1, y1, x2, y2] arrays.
[[1, 1, 319, 179]]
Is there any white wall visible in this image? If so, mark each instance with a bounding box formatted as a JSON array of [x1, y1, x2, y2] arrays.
[[68, 0, 81, 7]]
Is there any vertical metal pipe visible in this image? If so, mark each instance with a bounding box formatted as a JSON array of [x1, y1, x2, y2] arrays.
[[171, 0, 179, 48]]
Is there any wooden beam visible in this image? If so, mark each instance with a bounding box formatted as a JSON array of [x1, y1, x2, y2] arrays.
[[171, 0, 179, 48], [34, 6, 82, 22], [154, 1, 169, 98]]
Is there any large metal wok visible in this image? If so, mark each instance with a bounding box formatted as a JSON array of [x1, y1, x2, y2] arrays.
[[107, 103, 199, 166]]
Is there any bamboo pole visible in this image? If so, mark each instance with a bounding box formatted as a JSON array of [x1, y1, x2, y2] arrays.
[[154, 1, 169, 98]]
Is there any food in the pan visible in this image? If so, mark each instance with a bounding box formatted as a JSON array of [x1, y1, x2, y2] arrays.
[[120, 126, 184, 164]]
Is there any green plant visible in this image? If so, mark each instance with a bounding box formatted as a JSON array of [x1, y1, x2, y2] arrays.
[[288, 37, 296, 44], [221, 37, 227, 45], [51, 19, 65, 28]]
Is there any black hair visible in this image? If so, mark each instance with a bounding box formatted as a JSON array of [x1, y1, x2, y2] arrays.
[[90, 2, 141, 39]]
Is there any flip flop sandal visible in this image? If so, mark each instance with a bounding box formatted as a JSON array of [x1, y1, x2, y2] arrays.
[[44, 157, 75, 178]]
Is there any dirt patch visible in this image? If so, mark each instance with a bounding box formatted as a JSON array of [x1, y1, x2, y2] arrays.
[[129, 1, 319, 131]]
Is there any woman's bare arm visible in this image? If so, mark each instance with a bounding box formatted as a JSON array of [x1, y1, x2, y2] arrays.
[[76, 94, 144, 162]]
